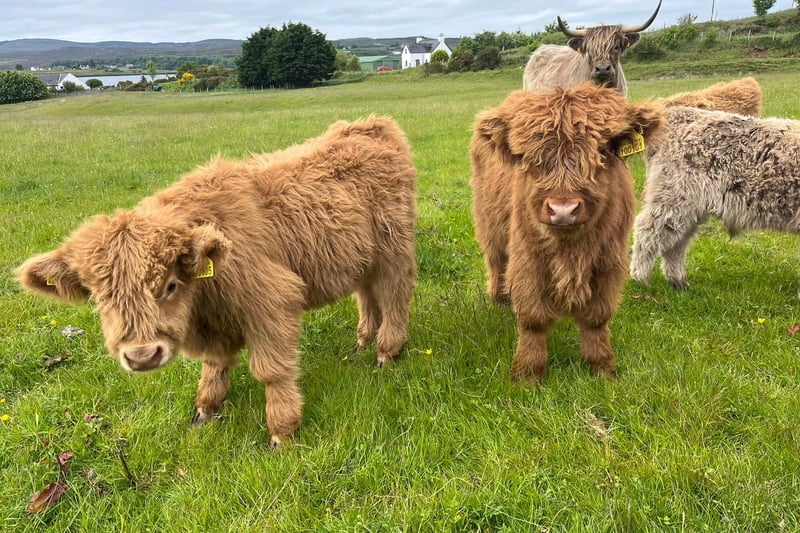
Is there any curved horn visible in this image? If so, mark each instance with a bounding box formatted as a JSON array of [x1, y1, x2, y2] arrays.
[[557, 16, 587, 38], [620, 0, 662, 33]]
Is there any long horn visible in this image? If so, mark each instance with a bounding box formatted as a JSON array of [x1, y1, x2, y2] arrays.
[[620, 0, 662, 33], [557, 16, 587, 38]]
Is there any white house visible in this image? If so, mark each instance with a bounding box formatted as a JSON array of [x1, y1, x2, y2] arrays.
[[33, 72, 89, 91], [401, 34, 461, 69]]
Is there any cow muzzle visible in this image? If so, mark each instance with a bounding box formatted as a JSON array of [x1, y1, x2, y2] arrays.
[[541, 196, 589, 226], [119, 342, 171, 372], [592, 64, 615, 86]]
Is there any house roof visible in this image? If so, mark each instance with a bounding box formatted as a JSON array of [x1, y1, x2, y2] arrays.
[[34, 73, 64, 85], [359, 55, 396, 63], [404, 37, 462, 54]]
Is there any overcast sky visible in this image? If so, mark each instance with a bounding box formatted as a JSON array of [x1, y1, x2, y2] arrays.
[[2, 1, 796, 43]]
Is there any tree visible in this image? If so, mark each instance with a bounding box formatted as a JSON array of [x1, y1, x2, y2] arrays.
[[86, 79, 103, 90], [146, 59, 158, 82], [15, 64, 23, 71], [0, 71, 49, 104], [237, 22, 336, 88], [430, 50, 449, 63], [753, 0, 777, 17], [177, 61, 200, 78]]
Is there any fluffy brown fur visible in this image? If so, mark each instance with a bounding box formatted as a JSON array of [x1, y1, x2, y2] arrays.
[[470, 84, 664, 384], [661, 77, 762, 117], [17, 116, 417, 448], [631, 106, 800, 289]]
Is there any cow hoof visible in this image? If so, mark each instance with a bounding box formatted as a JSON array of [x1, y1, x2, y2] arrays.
[[191, 408, 214, 425], [269, 436, 283, 451], [591, 365, 617, 380], [511, 370, 542, 387], [376, 358, 386, 369], [668, 278, 690, 291]]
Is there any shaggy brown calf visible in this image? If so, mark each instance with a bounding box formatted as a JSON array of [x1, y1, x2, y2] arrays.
[[662, 77, 762, 117], [470, 85, 664, 383], [17, 116, 417, 448]]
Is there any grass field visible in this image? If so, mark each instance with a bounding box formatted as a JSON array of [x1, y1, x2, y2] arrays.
[[2, 69, 800, 531]]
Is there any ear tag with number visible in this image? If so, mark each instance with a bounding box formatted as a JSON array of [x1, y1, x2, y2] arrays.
[[618, 131, 646, 158], [195, 257, 215, 279], [46, 279, 56, 286]]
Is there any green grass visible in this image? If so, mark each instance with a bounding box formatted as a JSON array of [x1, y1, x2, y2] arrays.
[[2, 69, 800, 532]]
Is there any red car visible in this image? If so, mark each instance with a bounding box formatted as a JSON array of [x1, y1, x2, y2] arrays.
[[376, 66, 393, 72]]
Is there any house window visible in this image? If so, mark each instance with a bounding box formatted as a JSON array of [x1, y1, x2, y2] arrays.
[[415, 59, 420, 67]]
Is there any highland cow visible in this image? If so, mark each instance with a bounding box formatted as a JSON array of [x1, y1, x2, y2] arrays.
[[522, 0, 661, 96], [17, 116, 417, 449], [662, 77, 762, 117], [470, 84, 664, 384], [630, 106, 800, 289]]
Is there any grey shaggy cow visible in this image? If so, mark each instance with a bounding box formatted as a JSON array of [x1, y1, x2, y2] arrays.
[[522, 0, 661, 96], [630, 106, 800, 289]]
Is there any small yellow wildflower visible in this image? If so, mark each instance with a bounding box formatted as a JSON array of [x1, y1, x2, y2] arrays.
[[758, 318, 766, 324], [50, 320, 57, 325], [341, 354, 349, 362], [1, 415, 9, 422], [40, 315, 48, 320], [0, 398, 5, 403], [425, 348, 433, 355]]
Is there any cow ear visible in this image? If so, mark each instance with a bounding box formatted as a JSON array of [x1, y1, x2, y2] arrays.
[[567, 37, 584, 52], [181, 225, 232, 279], [624, 33, 641, 48], [627, 101, 666, 143], [16, 250, 90, 303], [475, 114, 518, 165]]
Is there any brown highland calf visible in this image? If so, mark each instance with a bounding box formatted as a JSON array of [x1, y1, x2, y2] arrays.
[[17, 116, 417, 448], [662, 77, 762, 117], [470, 84, 664, 384]]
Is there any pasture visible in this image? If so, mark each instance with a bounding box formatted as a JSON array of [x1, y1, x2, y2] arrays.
[[1, 70, 799, 531]]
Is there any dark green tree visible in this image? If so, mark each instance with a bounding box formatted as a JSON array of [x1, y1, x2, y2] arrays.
[[86, 79, 103, 89], [237, 23, 335, 88], [0, 71, 49, 104], [473, 46, 501, 70], [753, 0, 777, 17]]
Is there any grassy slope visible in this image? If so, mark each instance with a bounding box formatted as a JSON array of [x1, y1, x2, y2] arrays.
[[1, 70, 799, 531]]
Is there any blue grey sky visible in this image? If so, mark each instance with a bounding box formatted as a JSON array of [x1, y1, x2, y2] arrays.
[[1, 1, 795, 43]]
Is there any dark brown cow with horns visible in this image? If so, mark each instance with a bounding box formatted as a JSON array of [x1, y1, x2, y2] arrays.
[[523, 0, 662, 96]]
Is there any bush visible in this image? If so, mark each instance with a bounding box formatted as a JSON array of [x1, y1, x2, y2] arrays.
[[657, 24, 700, 50], [473, 46, 501, 70], [630, 35, 666, 60], [0, 70, 49, 104], [447, 50, 474, 72], [86, 78, 103, 90], [421, 62, 446, 75], [704, 26, 720, 46]]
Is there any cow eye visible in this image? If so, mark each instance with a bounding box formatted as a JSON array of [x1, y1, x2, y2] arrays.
[[161, 279, 179, 300]]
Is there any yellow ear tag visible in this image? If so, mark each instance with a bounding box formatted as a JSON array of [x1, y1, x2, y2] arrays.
[[46, 279, 56, 286], [618, 132, 646, 158], [195, 257, 215, 279]]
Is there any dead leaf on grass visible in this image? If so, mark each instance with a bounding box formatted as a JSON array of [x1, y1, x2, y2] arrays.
[[27, 481, 67, 513], [631, 294, 659, 304], [42, 353, 69, 369], [788, 324, 800, 337]]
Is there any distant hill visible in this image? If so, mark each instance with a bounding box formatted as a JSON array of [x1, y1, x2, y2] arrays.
[[0, 36, 433, 71], [0, 38, 244, 70]]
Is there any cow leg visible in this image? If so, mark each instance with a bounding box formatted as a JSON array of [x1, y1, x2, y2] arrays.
[[629, 207, 661, 285], [192, 356, 237, 424], [660, 230, 696, 290], [511, 319, 553, 385], [372, 254, 414, 368], [485, 248, 510, 305], [249, 347, 303, 450], [354, 285, 382, 353], [576, 321, 616, 379]]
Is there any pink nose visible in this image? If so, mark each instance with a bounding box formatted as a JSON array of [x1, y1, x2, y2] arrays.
[[122, 344, 165, 371], [546, 200, 582, 225]]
